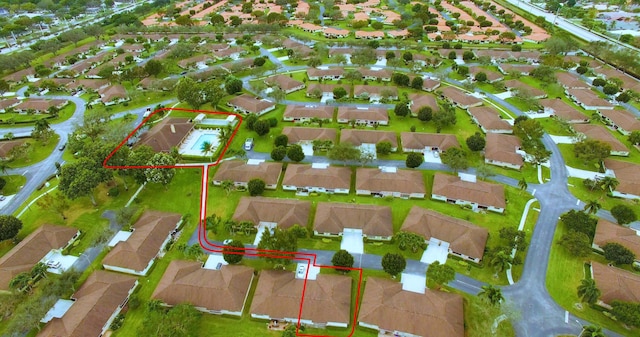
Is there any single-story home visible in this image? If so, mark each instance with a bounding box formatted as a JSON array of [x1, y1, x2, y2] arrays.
[[572, 124, 629, 156], [324, 27, 350, 38], [358, 277, 464, 337], [355, 167, 426, 199], [497, 64, 536, 76], [99, 84, 129, 105], [566, 89, 614, 111], [503, 79, 546, 99], [468, 66, 504, 83], [137, 118, 194, 153], [591, 262, 640, 309], [401, 206, 489, 262], [432, 173, 506, 213], [408, 93, 439, 117], [306, 84, 348, 98], [37, 271, 138, 337], [177, 54, 211, 69], [557, 72, 589, 90], [13, 99, 68, 113], [232, 197, 311, 230], [593, 218, 640, 265], [467, 106, 513, 134], [598, 109, 640, 135], [439, 86, 482, 109], [152, 260, 254, 316], [353, 85, 398, 101], [307, 67, 344, 81], [228, 94, 276, 116], [282, 163, 351, 194], [0, 225, 79, 291], [313, 202, 393, 240], [0, 139, 26, 160], [281, 127, 337, 147], [212, 160, 283, 189], [264, 75, 305, 94], [251, 270, 352, 328], [539, 98, 589, 123], [102, 211, 182, 276], [484, 133, 525, 169], [400, 132, 460, 154], [355, 30, 384, 39], [0, 98, 20, 113], [337, 106, 389, 126], [603, 159, 640, 199], [282, 105, 334, 122], [359, 68, 392, 82], [340, 129, 397, 152]]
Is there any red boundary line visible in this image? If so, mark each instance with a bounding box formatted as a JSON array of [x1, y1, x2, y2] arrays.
[[104, 108, 365, 337]]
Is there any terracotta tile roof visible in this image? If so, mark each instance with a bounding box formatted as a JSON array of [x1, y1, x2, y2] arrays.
[[557, 73, 588, 89], [567, 89, 613, 109], [0, 225, 77, 291], [265, 75, 304, 92], [400, 132, 460, 152], [137, 118, 193, 153], [353, 85, 398, 97], [440, 86, 482, 107], [340, 129, 397, 147], [468, 66, 503, 82], [228, 94, 275, 114], [307, 67, 344, 78], [281, 127, 337, 143], [251, 270, 352, 325], [14, 99, 67, 112], [401, 206, 488, 260], [356, 167, 425, 196], [283, 105, 334, 120], [594, 218, 640, 258], [212, 160, 283, 186], [98, 84, 128, 103], [600, 109, 640, 132], [66, 79, 109, 91], [572, 124, 628, 154], [358, 68, 392, 79], [432, 173, 506, 209], [314, 202, 393, 237], [503, 79, 546, 98], [232, 197, 311, 229], [283, 164, 351, 191], [102, 210, 181, 273], [592, 262, 640, 305], [355, 30, 385, 38], [38, 271, 137, 337], [337, 106, 389, 123], [152, 261, 253, 312], [409, 93, 438, 114], [359, 277, 464, 337], [485, 133, 523, 167], [468, 106, 512, 132], [604, 159, 640, 196], [539, 98, 589, 122], [0, 139, 26, 158]]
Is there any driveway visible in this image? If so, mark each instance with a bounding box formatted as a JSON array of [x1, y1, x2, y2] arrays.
[[340, 228, 363, 254]]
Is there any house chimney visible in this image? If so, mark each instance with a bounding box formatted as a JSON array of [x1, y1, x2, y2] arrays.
[[170, 125, 175, 133]]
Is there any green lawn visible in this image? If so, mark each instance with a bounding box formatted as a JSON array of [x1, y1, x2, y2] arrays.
[[557, 144, 601, 172], [8, 134, 60, 168], [1, 175, 26, 195], [0, 102, 75, 128], [567, 177, 639, 211]]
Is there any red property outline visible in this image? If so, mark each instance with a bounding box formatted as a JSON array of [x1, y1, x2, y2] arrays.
[[104, 108, 365, 337]]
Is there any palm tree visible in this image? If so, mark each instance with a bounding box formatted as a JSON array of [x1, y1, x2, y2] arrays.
[[577, 278, 601, 304], [30, 262, 49, 281], [490, 251, 512, 273], [478, 285, 504, 306], [9, 272, 32, 293], [220, 179, 234, 196], [583, 199, 601, 214], [580, 325, 606, 337], [518, 177, 528, 191], [200, 140, 212, 161], [598, 176, 619, 193]]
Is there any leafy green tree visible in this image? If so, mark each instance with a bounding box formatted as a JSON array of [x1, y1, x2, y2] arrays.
[[0, 215, 22, 242], [144, 153, 177, 189], [610, 301, 640, 328], [223, 240, 244, 264], [257, 227, 298, 264], [628, 130, 640, 146], [474, 72, 488, 82], [328, 143, 361, 162], [411, 76, 424, 90], [248, 178, 266, 196], [331, 249, 354, 273], [376, 141, 392, 155], [144, 59, 163, 77], [405, 152, 424, 168], [598, 176, 619, 193], [441, 147, 468, 173], [176, 77, 205, 108], [518, 177, 528, 191], [559, 230, 592, 257], [244, 114, 258, 130], [138, 303, 202, 337], [433, 108, 457, 132], [225, 77, 243, 95], [426, 261, 455, 289], [478, 285, 504, 306], [333, 87, 347, 99], [610, 204, 637, 225], [573, 139, 611, 166], [490, 250, 512, 273], [499, 227, 527, 252], [602, 242, 636, 265], [274, 135, 288, 148], [381, 253, 406, 277], [583, 199, 601, 215], [560, 210, 597, 238], [417, 106, 432, 122], [394, 101, 410, 118], [394, 231, 424, 252], [577, 278, 600, 304], [36, 192, 70, 220], [8, 272, 32, 293], [253, 119, 271, 137], [59, 158, 112, 205], [392, 73, 410, 87], [466, 132, 485, 151], [286, 144, 305, 162], [271, 146, 287, 161]]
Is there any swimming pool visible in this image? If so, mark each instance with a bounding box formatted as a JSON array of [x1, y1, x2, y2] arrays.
[[190, 134, 218, 151]]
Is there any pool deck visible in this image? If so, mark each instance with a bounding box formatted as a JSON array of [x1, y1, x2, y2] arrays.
[[179, 129, 221, 157]]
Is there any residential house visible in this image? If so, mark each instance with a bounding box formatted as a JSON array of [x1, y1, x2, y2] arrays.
[[340, 129, 397, 153], [356, 166, 426, 199], [324, 27, 350, 38], [497, 64, 537, 75], [387, 29, 409, 39], [264, 75, 305, 94], [432, 173, 506, 213], [503, 79, 546, 99], [353, 85, 398, 101], [307, 67, 344, 81], [484, 133, 525, 169], [337, 106, 389, 126], [557, 73, 589, 90], [313, 202, 393, 240], [228, 94, 276, 116], [603, 159, 640, 199], [591, 262, 640, 309], [0, 98, 20, 113], [469, 66, 504, 83], [67, 79, 109, 92], [595, 67, 640, 92], [358, 277, 464, 337], [213, 46, 245, 60], [408, 93, 439, 117], [422, 78, 441, 92], [355, 30, 384, 39], [566, 89, 614, 111], [439, 86, 482, 109], [37, 271, 138, 337], [282, 105, 334, 122], [102, 211, 182, 276], [251, 270, 352, 328], [212, 160, 283, 189], [152, 261, 254, 315], [99, 84, 129, 105], [306, 84, 348, 99], [473, 49, 511, 62], [0, 225, 79, 291], [467, 106, 513, 134], [177, 54, 211, 69], [572, 124, 629, 156], [0, 139, 26, 160], [401, 206, 489, 262], [599, 109, 640, 135], [13, 99, 68, 114], [593, 219, 640, 265], [2, 68, 36, 84], [358, 68, 392, 82], [400, 132, 460, 153], [539, 98, 589, 123], [282, 163, 351, 194], [232, 197, 311, 230], [137, 118, 194, 153]]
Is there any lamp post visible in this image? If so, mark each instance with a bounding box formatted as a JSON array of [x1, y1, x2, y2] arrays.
[[553, 4, 564, 25]]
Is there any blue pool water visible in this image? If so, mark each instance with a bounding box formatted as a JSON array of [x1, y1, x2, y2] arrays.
[[191, 134, 218, 151]]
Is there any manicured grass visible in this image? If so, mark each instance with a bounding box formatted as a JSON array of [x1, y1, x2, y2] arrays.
[[1, 175, 26, 195], [567, 177, 639, 211], [546, 224, 640, 336], [538, 117, 575, 136], [461, 290, 516, 337], [511, 201, 539, 282], [8, 134, 60, 168], [0, 101, 76, 128], [557, 144, 601, 172]]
